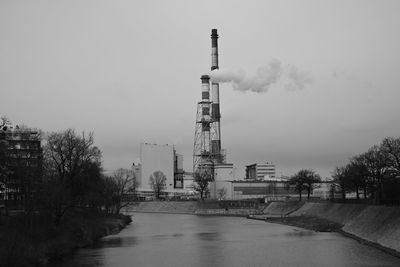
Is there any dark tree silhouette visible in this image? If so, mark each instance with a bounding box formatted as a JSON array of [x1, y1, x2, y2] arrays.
[[289, 169, 320, 200], [149, 171, 166, 199], [193, 169, 213, 199]]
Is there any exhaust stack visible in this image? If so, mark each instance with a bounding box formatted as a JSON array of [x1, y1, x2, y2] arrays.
[[211, 29, 222, 162]]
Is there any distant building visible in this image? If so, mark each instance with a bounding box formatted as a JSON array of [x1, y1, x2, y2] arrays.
[[210, 163, 235, 200], [131, 162, 142, 187], [231, 180, 292, 200], [174, 152, 184, 189], [245, 162, 276, 180], [0, 128, 42, 205], [183, 172, 195, 191], [136, 143, 187, 198]]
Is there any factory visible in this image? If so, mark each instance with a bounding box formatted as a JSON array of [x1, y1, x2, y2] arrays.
[[133, 29, 293, 200], [133, 143, 187, 199]]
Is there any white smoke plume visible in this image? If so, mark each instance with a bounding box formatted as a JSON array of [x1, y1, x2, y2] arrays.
[[208, 59, 312, 93]]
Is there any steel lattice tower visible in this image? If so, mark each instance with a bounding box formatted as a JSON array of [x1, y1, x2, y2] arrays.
[[193, 75, 217, 172], [193, 29, 224, 173]]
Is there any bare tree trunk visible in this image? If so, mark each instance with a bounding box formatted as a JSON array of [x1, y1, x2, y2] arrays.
[[363, 185, 367, 199], [341, 182, 346, 200]]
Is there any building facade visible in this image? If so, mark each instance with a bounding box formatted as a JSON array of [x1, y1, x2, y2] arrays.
[[137, 143, 187, 197], [0, 128, 42, 206], [245, 162, 276, 180]]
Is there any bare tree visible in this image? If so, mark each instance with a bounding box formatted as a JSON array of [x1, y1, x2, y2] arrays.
[[381, 137, 400, 175], [43, 129, 102, 225], [0, 117, 11, 196], [193, 169, 213, 199], [149, 171, 166, 199], [112, 168, 138, 214], [0, 116, 11, 131], [359, 146, 388, 204], [332, 166, 349, 200], [289, 169, 320, 200], [217, 188, 227, 200], [303, 170, 321, 200]]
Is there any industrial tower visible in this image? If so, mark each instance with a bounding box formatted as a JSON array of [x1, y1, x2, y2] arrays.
[[193, 29, 224, 173]]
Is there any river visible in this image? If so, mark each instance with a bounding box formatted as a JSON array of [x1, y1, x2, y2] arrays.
[[56, 213, 400, 267]]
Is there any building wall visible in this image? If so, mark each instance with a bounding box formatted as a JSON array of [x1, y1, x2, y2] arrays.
[[210, 163, 235, 199], [232, 181, 308, 200], [140, 143, 174, 191], [0, 129, 42, 202], [183, 172, 194, 191], [245, 162, 276, 180], [174, 153, 184, 188], [132, 163, 142, 188]]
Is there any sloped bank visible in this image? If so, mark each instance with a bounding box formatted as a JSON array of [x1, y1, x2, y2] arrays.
[[266, 202, 400, 256]]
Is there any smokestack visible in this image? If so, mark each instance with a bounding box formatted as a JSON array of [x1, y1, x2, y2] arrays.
[[201, 75, 211, 133], [201, 75, 210, 101], [211, 29, 219, 71], [211, 29, 221, 161]]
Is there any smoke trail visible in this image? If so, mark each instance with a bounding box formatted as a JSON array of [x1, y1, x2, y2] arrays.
[[208, 59, 311, 93], [284, 65, 312, 91]]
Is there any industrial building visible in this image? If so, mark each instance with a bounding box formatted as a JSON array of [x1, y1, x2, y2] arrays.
[[245, 162, 276, 180], [189, 29, 318, 201], [134, 143, 186, 198]]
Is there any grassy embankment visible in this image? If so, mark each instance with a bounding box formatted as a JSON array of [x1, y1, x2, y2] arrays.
[[0, 209, 132, 267], [254, 201, 400, 257]]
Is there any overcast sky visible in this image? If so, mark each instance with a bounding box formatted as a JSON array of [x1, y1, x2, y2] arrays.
[[1, 0, 400, 179]]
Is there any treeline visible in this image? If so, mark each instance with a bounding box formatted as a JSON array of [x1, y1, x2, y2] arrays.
[[332, 137, 400, 204], [0, 119, 137, 266], [1, 121, 137, 226]]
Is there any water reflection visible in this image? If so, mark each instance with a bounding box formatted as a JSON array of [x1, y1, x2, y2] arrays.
[[92, 236, 138, 249], [57, 213, 400, 267], [195, 232, 220, 240], [284, 228, 315, 237]]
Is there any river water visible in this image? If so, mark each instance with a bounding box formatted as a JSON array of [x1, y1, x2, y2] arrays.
[[57, 213, 400, 267]]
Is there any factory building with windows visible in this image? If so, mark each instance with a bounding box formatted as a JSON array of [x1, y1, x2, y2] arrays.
[[245, 162, 276, 180]]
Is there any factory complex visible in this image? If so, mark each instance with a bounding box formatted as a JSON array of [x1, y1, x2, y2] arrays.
[[132, 142, 288, 200], [131, 29, 316, 200]]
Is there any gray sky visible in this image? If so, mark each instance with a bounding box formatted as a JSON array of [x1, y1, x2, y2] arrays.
[[1, 0, 400, 179]]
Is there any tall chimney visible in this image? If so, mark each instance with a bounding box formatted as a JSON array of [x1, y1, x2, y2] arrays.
[[201, 75, 210, 101], [201, 75, 211, 132], [211, 29, 219, 70], [211, 29, 221, 161]]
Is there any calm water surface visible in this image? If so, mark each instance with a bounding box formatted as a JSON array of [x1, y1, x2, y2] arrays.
[[57, 213, 400, 267]]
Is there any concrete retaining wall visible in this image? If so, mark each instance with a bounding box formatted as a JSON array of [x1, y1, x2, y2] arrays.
[[130, 201, 198, 214], [195, 208, 259, 216]]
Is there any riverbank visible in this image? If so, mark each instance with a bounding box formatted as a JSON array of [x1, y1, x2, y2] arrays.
[[0, 210, 132, 267], [290, 202, 400, 254], [130, 200, 400, 256], [249, 202, 400, 258], [130, 201, 266, 217], [249, 215, 343, 232]]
